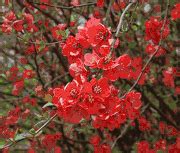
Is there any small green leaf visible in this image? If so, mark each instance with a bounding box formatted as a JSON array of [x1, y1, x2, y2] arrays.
[[65, 29, 70, 38], [0, 140, 5, 149], [38, 41, 45, 52], [43, 102, 54, 108], [29, 128, 36, 135], [14, 134, 25, 141], [132, 25, 138, 31]]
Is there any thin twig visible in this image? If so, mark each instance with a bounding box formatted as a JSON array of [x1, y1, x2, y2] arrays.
[[17, 35, 63, 45], [121, 0, 170, 99], [34, 113, 57, 134], [105, 0, 114, 24], [28, 1, 96, 9], [44, 72, 69, 88], [34, 48, 45, 89], [109, 1, 136, 56]]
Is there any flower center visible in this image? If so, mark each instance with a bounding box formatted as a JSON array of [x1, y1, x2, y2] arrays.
[[95, 32, 104, 41], [70, 89, 78, 98], [88, 94, 94, 103], [93, 85, 102, 94]]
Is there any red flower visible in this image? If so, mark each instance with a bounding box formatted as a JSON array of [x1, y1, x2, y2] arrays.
[[95, 45, 110, 57], [25, 45, 35, 55], [62, 36, 82, 63], [5, 11, 16, 21], [89, 135, 101, 146], [85, 17, 111, 47], [69, 59, 88, 80], [171, 3, 180, 20], [98, 56, 116, 70], [162, 67, 176, 88], [62, 105, 89, 123], [84, 52, 100, 68], [41, 133, 61, 151], [26, 24, 38, 33], [23, 13, 34, 24], [76, 28, 90, 49], [13, 20, 24, 32], [39, 0, 50, 10], [22, 96, 37, 106], [71, 0, 80, 6], [103, 66, 120, 81], [137, 141, 150, 153], [138, 116, 151, 131], [54, 146, 62, 153], [145, 17, 169, 44], [85, 77, 110, 98], [126, 91, 142, 110], [124, 92, 142, 120], [51, 24, 67, 40], [64, 80, 81, 102], [23, 69, 35, 79], [1, 20, 12, 34], [117, 54, 131, 79], [12, 80, 24, 96], [94, 143, 111, 153], [154, 139, 167, 152], [97, 0, 104, 8], [145, 44, 166, 57]]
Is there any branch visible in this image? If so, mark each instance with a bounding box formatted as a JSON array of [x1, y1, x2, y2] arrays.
[[109, 1, 136, 55], [34, 48, 45, 89], [17, 35, 64, 46], [26, 0, 59, 24], [28, 1, 96, 9], [121, 0, 170, 99], [44, 72, 69, 88]]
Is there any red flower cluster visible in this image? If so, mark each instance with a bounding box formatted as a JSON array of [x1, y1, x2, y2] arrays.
[[138, 116, 151, 131], [41, 133, 62, 151], [137, 137, 180, 153], [51, 24, 67, 41], [145, 17, 169, 44], [52, 78, 142, 130], [145, 44, 166, 57], [90, 135, 111, 153], [171, 3, 180, 20], [50, 17, 144, 130], [97, 0, 104, 8], [162, 67, 176, 88], [0, 107, 21, 139], [0, 11, 38, 34], [5, 66, 35, 96], [62, 17, 111, 63]]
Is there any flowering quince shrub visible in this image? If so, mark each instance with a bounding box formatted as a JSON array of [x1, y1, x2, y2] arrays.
[[0, 0, 179, 152]]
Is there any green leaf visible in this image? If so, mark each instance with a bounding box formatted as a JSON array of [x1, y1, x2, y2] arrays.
[[23, 33, 31, 42], [42, 102, 54, 108], [38, 40, 45, 52], [71, 14, 78, 21], [29, 128, 36, 135], [14, 134, 25, 141], [65, 29, 70, 38], [0, 140, 5, 149], [132, 25, 138, 31]]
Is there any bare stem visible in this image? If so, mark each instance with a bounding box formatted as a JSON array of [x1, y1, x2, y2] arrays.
[[28, 1, 96, 9], [110, 1, 136, 55]]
